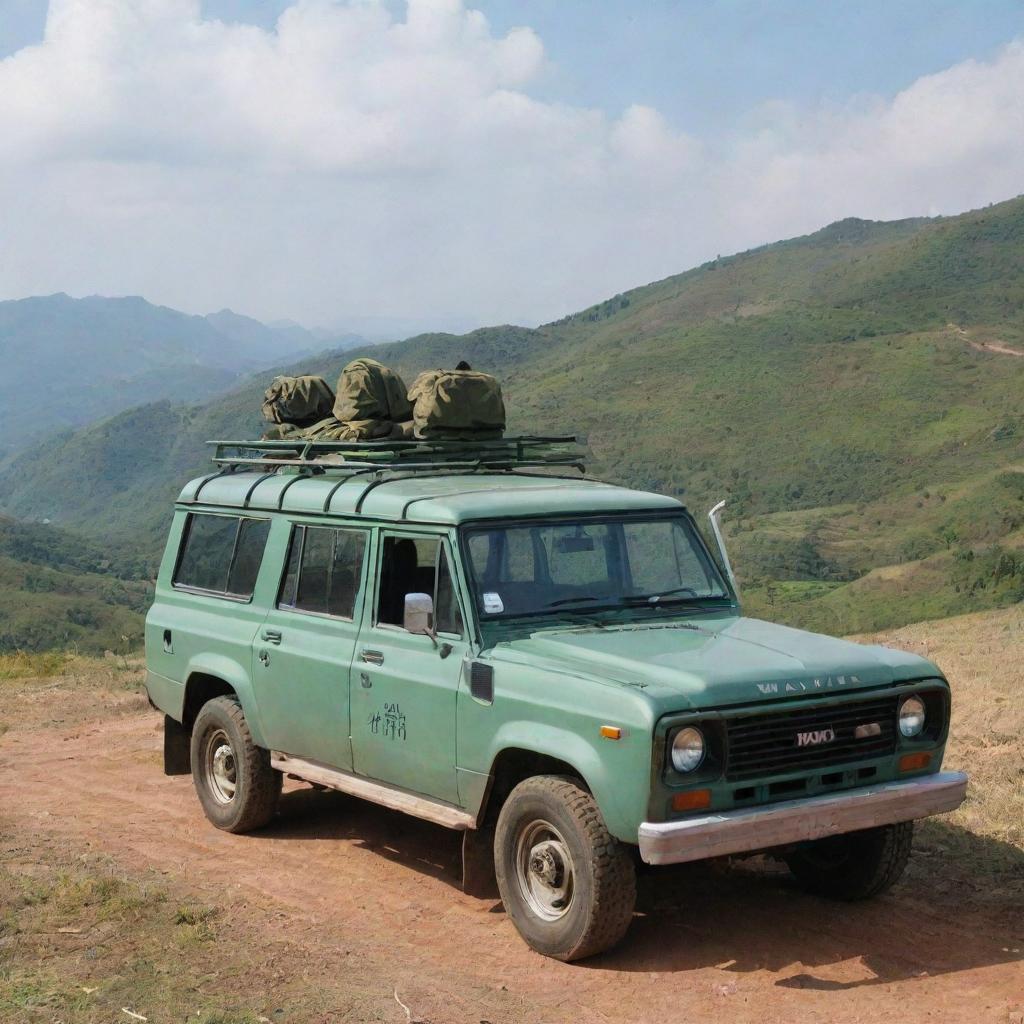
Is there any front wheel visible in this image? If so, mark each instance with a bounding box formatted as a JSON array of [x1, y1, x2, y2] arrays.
[[785, 821, 913, 900], [190, 696, 281, 833], [494, 776, 636, 961]]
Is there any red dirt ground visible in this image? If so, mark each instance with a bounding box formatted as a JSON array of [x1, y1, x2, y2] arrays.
[[1, 704, 1022, 1023]]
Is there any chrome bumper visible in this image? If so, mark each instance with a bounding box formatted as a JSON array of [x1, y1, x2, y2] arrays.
[[638, 770, 968, 866]]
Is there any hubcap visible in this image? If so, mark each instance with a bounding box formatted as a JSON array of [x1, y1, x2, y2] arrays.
[[514, 819, 575, 922], [204, 728, 237, 804]]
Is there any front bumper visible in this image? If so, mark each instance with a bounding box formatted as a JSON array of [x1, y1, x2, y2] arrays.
[[638, 770, 968, 866]]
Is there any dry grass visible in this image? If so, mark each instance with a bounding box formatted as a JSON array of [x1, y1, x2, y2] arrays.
[[0, 848, 268, 1023], [0, 650, 78, 681], [0, 655, 146, 738], [854, 605, 1024, 889]]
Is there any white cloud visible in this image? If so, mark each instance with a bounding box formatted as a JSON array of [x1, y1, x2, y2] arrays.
[[0, 0, 1021, 328]]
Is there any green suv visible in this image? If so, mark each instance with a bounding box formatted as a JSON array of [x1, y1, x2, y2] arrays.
[[145, 437, 967, 961]]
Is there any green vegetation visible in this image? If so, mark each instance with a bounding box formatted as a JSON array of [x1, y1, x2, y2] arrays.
[[4, 196, 1024, 643], [0, 516, 151, 653]]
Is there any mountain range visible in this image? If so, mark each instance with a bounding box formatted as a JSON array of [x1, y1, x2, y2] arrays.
[[0, 293, 367, 453], [2, 194, 1024, 649]]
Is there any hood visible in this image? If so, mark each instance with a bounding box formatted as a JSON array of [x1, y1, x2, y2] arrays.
[[492, 613, 941, 711]]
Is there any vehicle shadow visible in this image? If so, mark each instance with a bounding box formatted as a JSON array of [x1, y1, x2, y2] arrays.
[[269, 787, 1023, 986], [272, 785, 465, 885], [592, 819, 1024, 986]]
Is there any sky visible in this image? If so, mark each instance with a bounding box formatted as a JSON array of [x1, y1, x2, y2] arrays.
[[0, 1, 1022, 333]]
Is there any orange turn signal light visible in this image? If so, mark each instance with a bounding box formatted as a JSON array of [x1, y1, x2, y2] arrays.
[[600, 725, 622, 740], [899, 752, 932, 773], [672, 789, 712, 812]]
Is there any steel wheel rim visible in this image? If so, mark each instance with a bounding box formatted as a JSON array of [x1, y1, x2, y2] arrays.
[[514, 818, 575, 922], [203, 727, 237, 805]]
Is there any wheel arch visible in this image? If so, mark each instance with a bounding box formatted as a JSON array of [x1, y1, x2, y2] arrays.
[[181, 654, 268, 748], [471, 721, 641, 843], [478, 746, 587, 826]]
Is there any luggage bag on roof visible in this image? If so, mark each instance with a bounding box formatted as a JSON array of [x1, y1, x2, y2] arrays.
[[408, 368, 505, 440], [333, 358, 411, 425], [261, 375, 335, 426]]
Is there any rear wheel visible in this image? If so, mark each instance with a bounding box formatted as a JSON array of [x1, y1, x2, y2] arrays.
[[190, 696, 281, 833], [494, 776, 636, 961], [785, 821, 913, 900]]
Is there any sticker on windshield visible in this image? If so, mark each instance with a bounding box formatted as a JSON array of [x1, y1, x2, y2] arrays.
[[483, 592, 504, 614]]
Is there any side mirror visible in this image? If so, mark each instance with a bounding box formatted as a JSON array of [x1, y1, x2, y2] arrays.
[[403, 592, 434, 635]]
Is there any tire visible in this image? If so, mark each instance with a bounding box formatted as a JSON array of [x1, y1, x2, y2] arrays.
[[494, 775, 636, 962], [785, 821, 913, 901], [190, 695, 282, 833]]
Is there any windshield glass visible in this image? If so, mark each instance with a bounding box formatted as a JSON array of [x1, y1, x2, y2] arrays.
[[463, 515, 730, 619]]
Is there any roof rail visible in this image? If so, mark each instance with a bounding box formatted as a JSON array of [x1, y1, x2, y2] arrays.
[[207, 435, 588, 476]]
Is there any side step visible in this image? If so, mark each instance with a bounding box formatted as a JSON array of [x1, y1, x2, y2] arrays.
[[270, 752, 476, 831]]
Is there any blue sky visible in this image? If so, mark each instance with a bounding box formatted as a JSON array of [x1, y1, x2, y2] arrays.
[[0, 1, 1022, 329]]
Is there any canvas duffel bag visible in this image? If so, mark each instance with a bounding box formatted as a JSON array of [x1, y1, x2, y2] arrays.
[[408, 368, 506, 439], [261, 375, 335, 426], [333, 358, 412, 425]]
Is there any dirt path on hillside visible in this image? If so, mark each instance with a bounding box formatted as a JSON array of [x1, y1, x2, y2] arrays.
[[1, 708, 1022, 1024], [948, 322, 1024, 357]]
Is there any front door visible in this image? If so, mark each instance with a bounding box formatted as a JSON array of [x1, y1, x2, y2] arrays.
[[350, 532, 469, 804], [253, 521, 369, 769]]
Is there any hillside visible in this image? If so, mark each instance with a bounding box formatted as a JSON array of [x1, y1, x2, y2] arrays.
[[0, 515, 151, 653], [3, 195, 1024, 637], [0, 293, 361, 453]]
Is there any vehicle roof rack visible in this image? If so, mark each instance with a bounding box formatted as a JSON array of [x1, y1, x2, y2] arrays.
[[208, 435, 588, 477]]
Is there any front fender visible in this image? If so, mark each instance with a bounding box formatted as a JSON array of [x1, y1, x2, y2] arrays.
[[486, 720, 649, 844], [185, 652, 269, 750]]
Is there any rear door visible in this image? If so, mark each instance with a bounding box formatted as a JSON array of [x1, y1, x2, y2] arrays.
[[252, 521, 369, 769], [349, 531, 469, 804]]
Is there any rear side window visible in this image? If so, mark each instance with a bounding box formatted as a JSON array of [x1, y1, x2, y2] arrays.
[[174, 513, 271, 597], [278, 525, 367, 619]]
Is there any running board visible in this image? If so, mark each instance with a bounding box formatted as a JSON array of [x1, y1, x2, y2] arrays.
[[270, 752, 476, 831]]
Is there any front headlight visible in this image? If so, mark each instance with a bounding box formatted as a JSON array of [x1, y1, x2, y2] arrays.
[[670, 726, 705, 772], [899, 695, 927, 737]]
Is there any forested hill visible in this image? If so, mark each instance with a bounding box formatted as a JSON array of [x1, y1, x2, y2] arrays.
[[4, 194, 1024, 636], [0, 515, 151, 652]]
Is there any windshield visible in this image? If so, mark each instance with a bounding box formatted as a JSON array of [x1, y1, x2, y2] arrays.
[[463, 514, 730, 619]]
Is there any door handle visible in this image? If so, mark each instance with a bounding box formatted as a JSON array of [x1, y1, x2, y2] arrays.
[[261, 629, 282, 645], [360, 649, 384, 666]]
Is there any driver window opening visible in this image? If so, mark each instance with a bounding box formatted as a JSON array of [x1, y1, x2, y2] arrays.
[[377, 536, 464, 636]]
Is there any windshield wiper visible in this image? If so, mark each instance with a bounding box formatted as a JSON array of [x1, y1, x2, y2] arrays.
[[546, 595, 601, 608], [620, 587, 727, 607]]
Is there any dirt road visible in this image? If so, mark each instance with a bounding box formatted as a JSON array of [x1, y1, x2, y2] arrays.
[[1, 699, 1022, 1024]]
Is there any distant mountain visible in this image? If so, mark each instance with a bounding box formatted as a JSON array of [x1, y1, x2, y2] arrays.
[[4, 195, 1024, 640], [0, 293, 351, 454], [265, 318, 367, 351]]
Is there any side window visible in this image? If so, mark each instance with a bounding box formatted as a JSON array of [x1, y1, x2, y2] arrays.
[[278, 525, 366, 619], [377, 535, 463, 636], [174, 513, 270, 598], [228, 519, 272, 596]]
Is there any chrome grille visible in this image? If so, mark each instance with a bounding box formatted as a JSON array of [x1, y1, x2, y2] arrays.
[[725, 695, 899, 782]]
